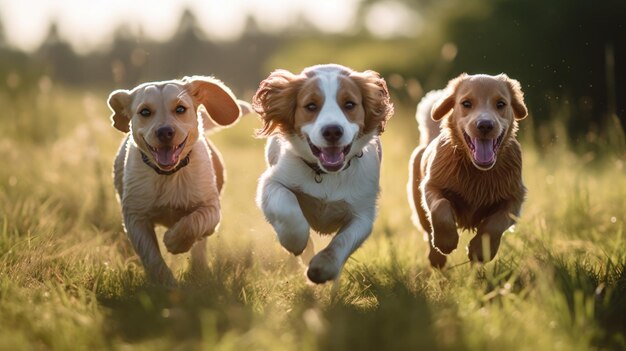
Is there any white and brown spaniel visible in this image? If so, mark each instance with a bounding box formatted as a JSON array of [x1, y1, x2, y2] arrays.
[[252, 64, 394, 284]]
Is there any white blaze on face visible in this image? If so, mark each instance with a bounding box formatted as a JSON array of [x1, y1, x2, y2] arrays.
[[296, 66, 363, 172], [300, 67, 360, 148]]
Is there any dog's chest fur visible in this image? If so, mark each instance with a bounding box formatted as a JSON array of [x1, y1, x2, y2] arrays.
[[293, 190, 352, 234], [425, 137, 526, 229], [117, 140, 218, 226]]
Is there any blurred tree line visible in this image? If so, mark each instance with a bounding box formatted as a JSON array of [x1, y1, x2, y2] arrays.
[[0, 0, 624, 146], [0, 9, 282, 96]]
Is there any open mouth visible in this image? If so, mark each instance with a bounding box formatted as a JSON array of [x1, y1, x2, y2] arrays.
[[308, 138, 352, 172], [144, 135, 188, 170], [463, 131, 505, 170]]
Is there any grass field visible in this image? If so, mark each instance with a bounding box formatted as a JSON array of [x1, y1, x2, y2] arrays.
[[1, 86, 625, 350]]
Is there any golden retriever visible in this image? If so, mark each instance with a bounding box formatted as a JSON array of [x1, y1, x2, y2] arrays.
[[408, 73, 528, 268], [108, 76, 246, 285], [252, 64, 393, 283]]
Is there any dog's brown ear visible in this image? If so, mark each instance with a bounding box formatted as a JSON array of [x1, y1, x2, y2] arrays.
[[252, 69, 304, 137], [184, 76, 241, 127], [432, 73, 468, 121], [499, 74, 528, 120], [108, 90, 132, 133], [351, 70, 394, 135], [431, 91, 455, 121]]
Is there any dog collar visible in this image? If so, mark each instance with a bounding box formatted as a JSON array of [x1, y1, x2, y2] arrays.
[[140, 150, 192, 175], [301, 150, 363, 184]]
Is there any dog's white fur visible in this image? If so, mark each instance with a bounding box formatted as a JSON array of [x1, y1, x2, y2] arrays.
[[108, 76, 244, 285], [253, 64, 393, 283]]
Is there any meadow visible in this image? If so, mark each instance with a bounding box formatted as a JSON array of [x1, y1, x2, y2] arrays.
[[0, 85, 625, 350]]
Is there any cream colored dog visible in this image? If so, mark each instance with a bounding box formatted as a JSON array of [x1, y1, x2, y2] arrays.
[[108, 76, 245, 285]]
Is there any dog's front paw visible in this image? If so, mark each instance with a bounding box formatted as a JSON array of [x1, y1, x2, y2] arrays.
[[428, 249, 447, 268], [274, 220, 310, 256], [164, 225, 196, 254], [307, 250, 340, 284]]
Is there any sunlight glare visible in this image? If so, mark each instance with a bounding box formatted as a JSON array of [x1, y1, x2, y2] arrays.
[[302, 0, 360, 33], [0, 0, 365, 51], [365, 1, 420, 39], [192, 0, 247, 41]]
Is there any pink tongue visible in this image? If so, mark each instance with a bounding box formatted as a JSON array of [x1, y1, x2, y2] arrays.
[[319, 147, 345, 166], [155, 148, 177, 167], [473, 138, 495, 164]]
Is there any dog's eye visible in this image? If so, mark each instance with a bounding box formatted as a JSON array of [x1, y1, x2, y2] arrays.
[[139, 108, 151, 117], [496, 100, 506, 109], [461, 101, 472, 108], [305, 103, 317, 112], [344, 101, 356, 110], [175, 105, 187, 114]]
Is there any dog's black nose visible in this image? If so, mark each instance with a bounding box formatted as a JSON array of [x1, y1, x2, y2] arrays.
[[321, 125, 344, 143], [156, 125, 175, 143], [477, 119, 494, 134]]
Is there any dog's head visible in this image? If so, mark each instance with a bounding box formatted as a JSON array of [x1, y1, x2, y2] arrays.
[[432, 73, 527, 171], [107, 76, 240, 172], [252, 64, 393, 173]]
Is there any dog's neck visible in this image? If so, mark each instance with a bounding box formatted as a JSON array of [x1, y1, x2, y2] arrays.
[[140, 150, 192, 176], [300, 150, 364, 184], [299, 136, 381, 183]]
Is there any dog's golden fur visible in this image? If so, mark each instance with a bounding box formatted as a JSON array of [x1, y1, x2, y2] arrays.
[[108, 76, 245, 285], [408, 73, 528, 268]]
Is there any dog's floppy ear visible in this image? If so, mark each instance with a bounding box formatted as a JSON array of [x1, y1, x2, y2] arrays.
[[431, 91, 455, 121], [499, 74, 528, 120], [252, 69, 305, 137], [351, 70, 394, 135], [431, 73, 468, 121], [108, 90, 132, 133], [184, 76, 241, 127]]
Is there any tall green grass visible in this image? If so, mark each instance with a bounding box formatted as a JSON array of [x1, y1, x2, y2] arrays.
[[0, 86, 624, 350]]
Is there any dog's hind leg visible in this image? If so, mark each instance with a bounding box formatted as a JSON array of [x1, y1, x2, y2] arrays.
[[409, 147, 447, 267], [422, 183, 460, 258]]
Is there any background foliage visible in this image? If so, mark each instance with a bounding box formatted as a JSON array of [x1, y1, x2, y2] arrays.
[[1, 0, 625, 141]]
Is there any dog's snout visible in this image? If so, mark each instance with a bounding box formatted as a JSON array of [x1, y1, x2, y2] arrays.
[[477, 119, 494, 135], [321, 125, 344, 143], [156, 125, 176, 144]]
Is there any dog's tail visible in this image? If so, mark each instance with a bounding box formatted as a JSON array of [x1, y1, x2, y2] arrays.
[[416, 89, 444, 147], [237, 99, 253, 117]]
